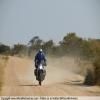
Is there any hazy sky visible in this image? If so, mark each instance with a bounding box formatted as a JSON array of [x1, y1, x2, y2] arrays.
[[0, 0, 100, 46]]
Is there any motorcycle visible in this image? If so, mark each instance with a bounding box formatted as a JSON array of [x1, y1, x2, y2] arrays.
[[34, 62, 46, 86]]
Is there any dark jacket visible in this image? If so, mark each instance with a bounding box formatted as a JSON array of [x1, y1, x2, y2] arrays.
[[35, 51, 46, 66]]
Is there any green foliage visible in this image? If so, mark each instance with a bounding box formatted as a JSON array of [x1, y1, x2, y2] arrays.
[[0, 44, 10, 55], [59, 32, 83, 56], [28, 36, 44, 57], [29, 36, 43, 50], [82, 39, 100, 59], [93, 57, 100, 85], [11, 44, 28, 56], [42, 40, 54, 54], [1, 33, 100, 59], [11, 33, 99, 59]]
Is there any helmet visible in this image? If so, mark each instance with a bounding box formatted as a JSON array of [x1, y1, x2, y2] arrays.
[[39, 49, 43, 52]]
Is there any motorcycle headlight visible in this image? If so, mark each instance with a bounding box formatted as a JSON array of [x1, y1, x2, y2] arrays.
[[39, 64, 43, 69]]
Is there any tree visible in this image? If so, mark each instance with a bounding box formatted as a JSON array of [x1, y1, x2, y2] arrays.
[[43, 40, 54, 49], [29, 36, 42, 46], [59, 32, 83, 55], [82, 39, 100, 59], [28, 36, 43, 57], [29, 36, 43, 50], [11, 44, 28, 56], [42, 40, 54, 54]]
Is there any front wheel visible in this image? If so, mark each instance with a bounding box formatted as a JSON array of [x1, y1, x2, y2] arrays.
[[38, 70, 43, 86], [39, 81, 41, 86]]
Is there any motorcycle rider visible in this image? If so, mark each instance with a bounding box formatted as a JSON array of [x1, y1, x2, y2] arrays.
[[34, 49, 46, 79]]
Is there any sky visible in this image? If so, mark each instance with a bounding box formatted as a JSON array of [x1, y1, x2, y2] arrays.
[[0, 0, 100, 46]]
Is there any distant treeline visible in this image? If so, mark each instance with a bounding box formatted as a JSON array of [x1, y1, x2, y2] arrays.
[[0, 32, 100, 59]]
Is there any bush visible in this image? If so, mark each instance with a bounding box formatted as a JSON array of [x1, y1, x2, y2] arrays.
[[93, 57, 100, 85], [0, 44, 10, 54], [84, 69, 95, 86]]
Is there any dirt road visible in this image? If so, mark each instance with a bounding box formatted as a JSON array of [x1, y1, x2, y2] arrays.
[[1, 57, 100, 96]]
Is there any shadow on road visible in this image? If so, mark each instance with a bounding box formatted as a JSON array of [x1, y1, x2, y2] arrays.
[[19, 84, 39, 86], [62, 80, 94, 87]]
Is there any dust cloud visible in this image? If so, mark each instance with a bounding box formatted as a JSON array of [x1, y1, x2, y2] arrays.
[[44, 56, 88, 85]]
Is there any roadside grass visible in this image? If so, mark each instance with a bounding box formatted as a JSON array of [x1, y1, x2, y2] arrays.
[[0, 55, 9, 94], [74, 57, 96, 85], [93, 57, 100, 85], [81, 57, 100, 86]]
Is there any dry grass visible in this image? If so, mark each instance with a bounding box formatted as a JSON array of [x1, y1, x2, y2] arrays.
[[0, 55, 9, 93], [80, 57, 100, 86], [73, 57, 96, 85], [93, 58, 100, 85]]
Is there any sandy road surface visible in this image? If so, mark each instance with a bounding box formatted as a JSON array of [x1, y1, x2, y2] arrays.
[[1, 57, 100, 96]]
